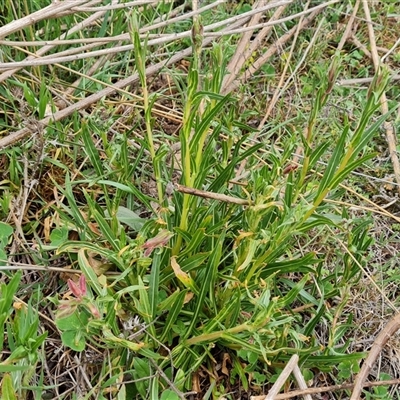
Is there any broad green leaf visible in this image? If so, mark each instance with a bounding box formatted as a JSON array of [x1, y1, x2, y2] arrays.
[[49, 226, 69, 246], [56, 311, 89, 331], [0, 249, 7, 266], [0, 222, 13, 247], [61, 330, 86, 352], [131, 357, 150, 398], [160, 390, 179, 400], [113, 206, 145, 231]]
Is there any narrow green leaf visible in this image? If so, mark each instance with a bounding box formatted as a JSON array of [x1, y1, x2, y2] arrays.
[[177, 227, 206, 257], [351, 105, 396, 157], [184, 233, 224, 340], [276, 275, 309, 308], [0, 365, 29, 372], [160, 252, 210, 285], [97, 180, 154, 208], [315, 125, 349, 200], [62, 173, 89, 231], [309, 141, 331, 169], [191, 95, 231, 148], [209, 140, 263, 192], [159, 289, 187, 343], [91, 207, 120, 252], [137, 276, 156, 339], [297, 214, 339, 233], [149, 251, 161, 321], [78, 249, 105, 296], [329, 153, 376, 190], [0, 272, 21, 314], [81, 121, 104, 177]]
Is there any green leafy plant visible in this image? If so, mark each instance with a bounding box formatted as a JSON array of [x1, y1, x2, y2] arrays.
[[0, 222, 13, 265], [0, 1, 398, 398], [0, 272, 47, 399], [50, 35, 390, 398]]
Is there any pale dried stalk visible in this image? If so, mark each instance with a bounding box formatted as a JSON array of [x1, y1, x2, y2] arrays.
[[258, 0, 313, 129], [257, 355, 299, 400], [292, 364, 312, 400], [208, 0, 340, 37], [0, 0, 93, 39], [337, 74, 400, 86], [0, 46, 193, 149], [224, 8, 321, 94], [336, 0, 361, 51], [361, 0, 400, 191], [0, 3, 293, 71], [233, 2, 312, 181], [250, 378, 400, 400], [0, 1, 336, 72], [381, 35, 400, 63], [73, 0, 156, 12], [0, 16, 250, 149], [0, 2, 220, 73], [222, 0, 270, 92], [350, 313, 400, 399], [259, 0, 360, 169], [175, 184, 251, 206], [0, 3, 112, 82]]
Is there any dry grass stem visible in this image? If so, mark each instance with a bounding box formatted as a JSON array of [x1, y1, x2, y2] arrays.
[[224, 8, 321, 94], [175, 184, 251, 206], [350, 313, 400, 399], [337, 74, 400, 86], [292, 364, 312, 400], [361, 0, 400, 191], [257, 355, 299, 400], [251, 378, 400, 400]]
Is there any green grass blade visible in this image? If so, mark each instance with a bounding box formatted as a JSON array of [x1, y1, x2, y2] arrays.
[[159, 289, 187, 343], [81, 121, 104, 178], [183, 233, 225, 340], [315, 125, 349, 201]]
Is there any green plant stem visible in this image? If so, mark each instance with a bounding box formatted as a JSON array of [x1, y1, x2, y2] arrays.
[[130, 12, 163, 205], [185, 323, 250, 346], [173, 15, 204, 254]]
